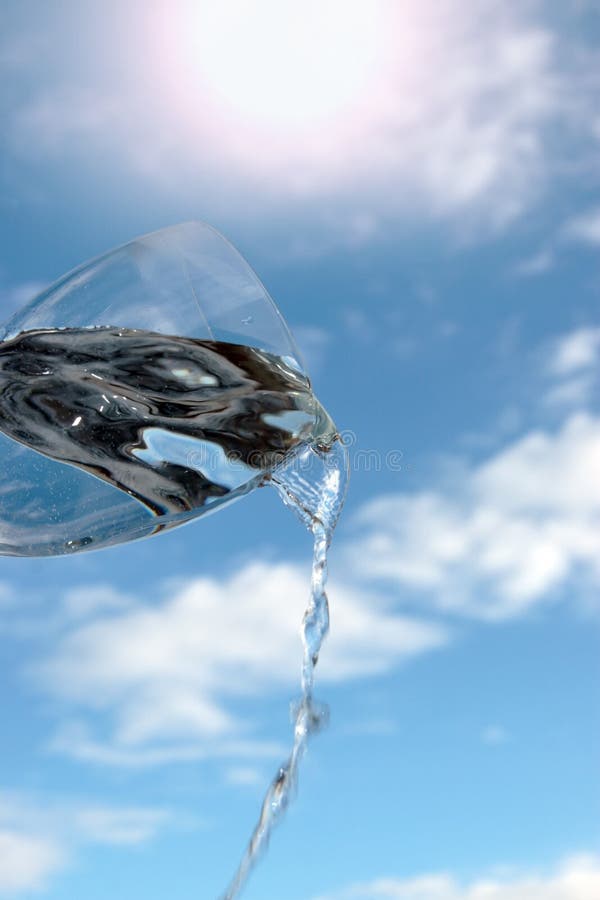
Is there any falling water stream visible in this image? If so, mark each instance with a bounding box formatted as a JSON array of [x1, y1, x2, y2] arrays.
[[221, 439, 349, 899]]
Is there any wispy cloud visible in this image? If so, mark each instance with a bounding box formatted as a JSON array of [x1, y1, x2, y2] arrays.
[[308, 853, 600, 900], [47, 725, 285, 770], [544, 327, 600, 409], [0, 830, 64, 894], [548, 328, 600, 377], [563, 207, 600, 246], [0, 790, 170, 894], [347, 413, 600, 620], [513, 204, 600, 275], [28, 563, 446, 767], [513, 249, 555, 277], [1, 2, 597, 239], [70, 805, 170, 847], [224, 766, 264, 788]]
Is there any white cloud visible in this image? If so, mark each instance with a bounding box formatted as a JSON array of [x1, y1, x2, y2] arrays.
[[548, 328, 600, 377], [513, 249, 554, 277], [543, 328, 600, 410], [563, 207, 600, 245], [310, 853, 600, 900], [0, 791, 169, 895], [31, 562, 447, 766], [60, 584, 136, 621], [145, 1, 588, 232], [347, 413, 600, 620], [544, 375, 596, 411], [225, 766, 264, 788], [0, 830, 64, 894], [72, 806, 169, 846], [2, 2, 596, 236], [46, 722, 285, 769], [514, 205, 600, 276]]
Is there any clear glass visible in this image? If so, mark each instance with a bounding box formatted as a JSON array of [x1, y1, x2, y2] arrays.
[[0, 222, 304, 364], [0, 223, 329, 557]]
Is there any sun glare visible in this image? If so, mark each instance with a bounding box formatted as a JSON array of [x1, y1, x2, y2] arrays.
[[159, 1, 388, 131]]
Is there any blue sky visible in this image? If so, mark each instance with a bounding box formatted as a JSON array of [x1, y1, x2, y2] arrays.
[[0, 1, 599, 898]]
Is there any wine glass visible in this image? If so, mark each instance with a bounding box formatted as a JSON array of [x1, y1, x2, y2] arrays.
[[0, 222, 334, 557]]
